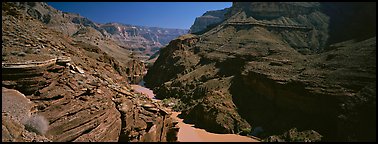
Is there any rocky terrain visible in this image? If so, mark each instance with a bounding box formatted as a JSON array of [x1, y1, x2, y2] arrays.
[[189, 8, 229, 34], [2, 2, 179, 142], [100, 22, 188, 60], [8, 2, 187, 83], [145, 2, 376, 142]]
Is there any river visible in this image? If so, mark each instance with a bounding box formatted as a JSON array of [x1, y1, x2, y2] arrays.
[[131, 83, 259, 142]]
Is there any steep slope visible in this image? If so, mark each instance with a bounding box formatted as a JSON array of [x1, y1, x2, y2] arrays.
[[320, 2, 376, 44], [10, 2, 145, 83], [2, 2, 178, 142], [144, 2, 376, 142], [10, 2, 187, 83], [189, 8, 230, 34]]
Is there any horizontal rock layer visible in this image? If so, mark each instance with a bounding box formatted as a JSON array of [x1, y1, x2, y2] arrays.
[[2, 2, 179, 142], [145, 2, 376, 142]]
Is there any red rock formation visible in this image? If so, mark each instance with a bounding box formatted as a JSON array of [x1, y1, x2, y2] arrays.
[[9, 2, 186, 83], [2, 2, 178, 142], [144, 2, 376, 142]]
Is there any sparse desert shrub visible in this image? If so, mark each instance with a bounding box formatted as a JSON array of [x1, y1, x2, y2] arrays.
[[161, 97, 185, 111], [240, 128, 252, 136], [23, 115, 49, 135], [262, 128, 322, 142]]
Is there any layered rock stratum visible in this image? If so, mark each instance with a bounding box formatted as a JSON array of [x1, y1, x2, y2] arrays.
[[2, 2, 179, 142], [145, 2, 376, 142], [189, 8, 229, 34], [100, 22, 188, 60], [9, 2, 187, 83]]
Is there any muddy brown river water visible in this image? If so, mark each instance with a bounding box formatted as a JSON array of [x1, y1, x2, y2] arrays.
[[131, 84, 259, 142]]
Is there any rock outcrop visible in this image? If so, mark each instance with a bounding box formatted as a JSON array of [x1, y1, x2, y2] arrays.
[[9, 2, 145, 83], [100, 23, 188, 60], [145, 2, 376, 142], [228, 2, 321, 20], [9, 2, 187, 83], [189, 8, 229, 34], [2, 87, 52, 142], [2, 113, 52, 142], [2, 2, 178, 142]]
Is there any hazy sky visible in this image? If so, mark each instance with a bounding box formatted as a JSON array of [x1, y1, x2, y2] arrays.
[[47, 2, 232, 29]]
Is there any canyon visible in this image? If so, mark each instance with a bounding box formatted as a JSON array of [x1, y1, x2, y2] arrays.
[[2, 2, 180, 142], [2, 2, 376, 142], [130, 84, 259, 142], [8, 2, 187, 83], [145, 2, 376, 142]]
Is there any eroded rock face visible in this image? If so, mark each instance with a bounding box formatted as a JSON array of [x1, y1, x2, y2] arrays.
[[114, 91, 179, 142], [189, 8, 229, 34], [2, 88, 52, 142], [145, 2, 376, 142], [2, 87, 33, 123], [124, 59, 146, 84], [100, 23, 188, 60], [2, 113, 52, 142], [9, 2, 185, 82], [229, 2, 320, 20], [145, 34, 201, 88], [2, 2, 178, 142]]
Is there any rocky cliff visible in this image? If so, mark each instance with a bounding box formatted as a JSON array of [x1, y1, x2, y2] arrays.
[[228, 2, 320, 20], [9, 2, 145, 83], [9, 2, 187, 83], [145, 2, 376, 142], [2, 2, 178, 142], [320, 2, 376, 45], [100, 23, 188, 60], [189, 8, 229, 34]]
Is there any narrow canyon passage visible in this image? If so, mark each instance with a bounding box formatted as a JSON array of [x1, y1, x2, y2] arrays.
[[131, 84, 259, 142]]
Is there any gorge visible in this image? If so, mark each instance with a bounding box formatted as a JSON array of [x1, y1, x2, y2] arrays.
[[145, 2, 376, 142], [2, 2, 376, 142], [130, 83, 258, 142]]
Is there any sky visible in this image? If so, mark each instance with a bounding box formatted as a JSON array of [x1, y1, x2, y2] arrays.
[[47, 2, 232, 30]]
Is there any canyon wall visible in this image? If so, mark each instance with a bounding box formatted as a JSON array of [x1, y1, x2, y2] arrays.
[[145, 2, 376, 141], [2, 2, 178, 142], [189, 8, 229, 34], [10, 2, 187, 83]]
